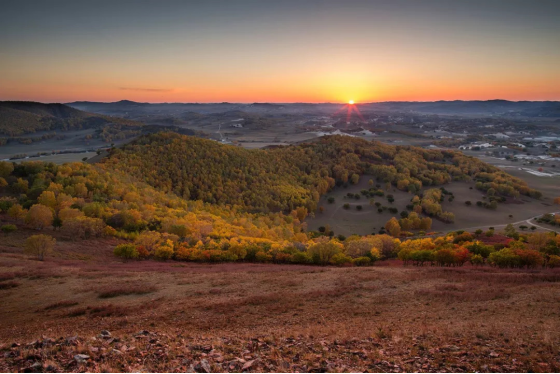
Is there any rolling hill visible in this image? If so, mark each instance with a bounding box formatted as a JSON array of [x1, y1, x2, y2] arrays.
[[0, 101, 144, 137]]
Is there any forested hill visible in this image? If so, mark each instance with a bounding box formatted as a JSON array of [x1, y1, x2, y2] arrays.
[[101, 132, 541, 214], [0, 101, 143, 136]]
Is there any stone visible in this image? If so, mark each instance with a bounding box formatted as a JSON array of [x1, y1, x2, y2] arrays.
[[74, 354, 90, 363]]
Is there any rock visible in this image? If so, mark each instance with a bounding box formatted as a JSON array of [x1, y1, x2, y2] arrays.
[[195, 359, 211, 373], [100, 330, 111, 338], [65, 336, 78, 345], [242, 360, 255, 371], [489, 352, 500, 358], [23, 362, 43, 373], [74, 354, 90, 363]]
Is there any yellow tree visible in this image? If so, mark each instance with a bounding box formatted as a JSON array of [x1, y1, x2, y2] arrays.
[[25, 204, 53, 230], [24, 234, 56, 261], [385, 217, 401, 237]]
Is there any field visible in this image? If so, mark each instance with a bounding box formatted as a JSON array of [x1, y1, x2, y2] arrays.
[[1, 229, 559, 372], [306, 176, 558, 237]]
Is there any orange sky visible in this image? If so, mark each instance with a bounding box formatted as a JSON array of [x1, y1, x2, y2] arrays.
[[1, 1, 559, 103]]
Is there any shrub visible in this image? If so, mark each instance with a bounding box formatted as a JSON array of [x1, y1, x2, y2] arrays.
[[470, 254, 484, 266], [369, 247, 382, 261], [329, 253, 353, 266], [356, 205, 363, 211], [291, 251, 312, 264], [343, 203, 350, 209], [352, 257, 371, 266], [1, 224, 17, 233], [548, 255, 560, 268], [154, 240, 174, 260], [255, 251, 273, 262], [327, 196, 335, 204], [113, 244, 139, 260]]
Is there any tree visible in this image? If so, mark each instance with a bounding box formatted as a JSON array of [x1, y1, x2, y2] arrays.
[[385, 217, 401, 237], [554, 197, 560, 205], [37, 191, 57, 210], [24, 234, 55, 261], [8, 204, 27, 220], [504, 223, 517, 238], [307, 239, 343, 264], [0, 161, 14, 178], [25, 204, 53, 230], [350, 173, 360, 184]]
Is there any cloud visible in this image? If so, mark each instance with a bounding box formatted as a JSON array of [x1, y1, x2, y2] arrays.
[[119, 87, 174, 92]]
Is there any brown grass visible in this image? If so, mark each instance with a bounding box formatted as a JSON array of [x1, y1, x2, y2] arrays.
[[0, 280, 19, 289], [1, 239, 560, 372], [96, 284, 157, 298], [41, 300, 79, 311]]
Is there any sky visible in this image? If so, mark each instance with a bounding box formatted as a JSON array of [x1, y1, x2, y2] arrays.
[[1, 0, 559, 103]]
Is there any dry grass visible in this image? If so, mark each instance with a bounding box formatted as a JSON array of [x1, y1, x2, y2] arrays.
[[0, 280, 19, 289], [96, 284, 157, 298], [41, 300, 79, 311], [0, 241, 560, 372]]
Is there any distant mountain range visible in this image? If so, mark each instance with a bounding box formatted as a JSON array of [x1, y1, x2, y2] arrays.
[[67, 99, 560, 118], [0, 101, 198, 140], [0, 101, 143, 137]]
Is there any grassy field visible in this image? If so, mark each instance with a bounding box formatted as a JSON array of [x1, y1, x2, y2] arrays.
[[306, 176, 557, 237], [1, 228, 559, 372]]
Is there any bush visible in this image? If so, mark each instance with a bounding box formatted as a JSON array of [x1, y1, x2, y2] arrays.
[[154, 240, 174, 260], [548, 255, 560, 268], [343, 203, 350, 209], [1, 224, 17, 233], [113, 244, 139, 260], [470, 254, 484, 265], [291, 251, 312, 264], [356, 205, 363, 211], [352, 257, 371, 266], [329, 253, 353, 266], [327, 196, 335, 204], [255, 251, 273, 262]]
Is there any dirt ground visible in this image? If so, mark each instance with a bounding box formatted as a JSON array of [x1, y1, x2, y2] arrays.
[[1, 231, 559, 372]]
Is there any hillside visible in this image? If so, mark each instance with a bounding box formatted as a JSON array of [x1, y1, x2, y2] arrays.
[[0, 101, 143, 137], [102, 133, 540, 215]]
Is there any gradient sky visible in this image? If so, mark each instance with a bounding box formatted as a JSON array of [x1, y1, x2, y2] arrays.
[[1, 0, 559, 103]]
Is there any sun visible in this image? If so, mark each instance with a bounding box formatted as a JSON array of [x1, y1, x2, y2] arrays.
[[348, 100, 354, 105]]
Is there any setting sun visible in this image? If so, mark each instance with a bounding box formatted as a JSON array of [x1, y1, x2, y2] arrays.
[[348, 100, 354, 105]]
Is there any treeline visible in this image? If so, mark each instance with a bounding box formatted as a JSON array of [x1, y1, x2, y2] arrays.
[[397, 227, 560, 268], [113, 232, 401, 266]]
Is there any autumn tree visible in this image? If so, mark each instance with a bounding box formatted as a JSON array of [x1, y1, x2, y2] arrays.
[[8, 204, 27, 220], [385, 217, 401, 237], [25, 204, 53, 230], [24, 234, 56, 261]]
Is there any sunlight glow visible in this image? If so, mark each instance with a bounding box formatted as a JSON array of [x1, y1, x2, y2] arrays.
[[348, 100, 354, 105]]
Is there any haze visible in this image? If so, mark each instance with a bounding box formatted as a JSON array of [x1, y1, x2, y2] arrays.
[[1, 0, 559, 103]]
